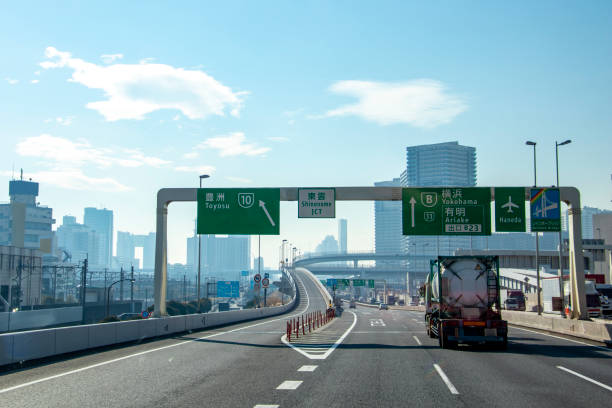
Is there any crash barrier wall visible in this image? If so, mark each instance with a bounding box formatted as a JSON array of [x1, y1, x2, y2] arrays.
[[0, 288, 297, 367], [0, 306, 83, 333], [286, 308, 335, 342], [503, 310, 612, 343]]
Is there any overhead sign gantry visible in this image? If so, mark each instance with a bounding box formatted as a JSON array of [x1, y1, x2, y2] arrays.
[[154, 186, 587, 319]]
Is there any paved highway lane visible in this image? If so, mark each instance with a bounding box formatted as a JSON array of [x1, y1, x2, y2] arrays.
[[0, 268, 329, 408], [274, 306, 611, 408], [2, 276, 612, 408]]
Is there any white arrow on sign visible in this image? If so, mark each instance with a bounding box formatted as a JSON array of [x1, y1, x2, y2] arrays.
[[259, 200, 276, 226], [409, 196, 417, 227]]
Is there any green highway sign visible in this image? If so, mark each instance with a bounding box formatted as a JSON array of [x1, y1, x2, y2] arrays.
[[495, 187, 526, 232], [339, 279, 351, 287], [402, 187, 491, 236], [197, 188, 280, 235], [368, 280, 375, 288], [353, 279, 365, 287]]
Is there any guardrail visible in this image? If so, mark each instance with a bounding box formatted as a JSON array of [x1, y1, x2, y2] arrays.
[[0, 284, 298, 367]]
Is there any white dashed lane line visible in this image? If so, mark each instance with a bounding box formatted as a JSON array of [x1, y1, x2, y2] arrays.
[[557, 366, 612, 392], [276, 380, 303, 390], [253, 405, 279, 408], [434, 364, 460, 395], [298, 365, 318, 372], [413, 336, 422, 346]]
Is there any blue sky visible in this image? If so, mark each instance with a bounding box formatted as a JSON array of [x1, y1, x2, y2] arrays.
[[1, 1, 611, 265]]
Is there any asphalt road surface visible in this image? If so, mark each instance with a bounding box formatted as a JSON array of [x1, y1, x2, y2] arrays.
[[1, 268, 611, 408]]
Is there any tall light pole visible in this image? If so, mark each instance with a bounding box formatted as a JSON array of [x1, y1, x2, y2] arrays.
[[555, 139, 571, 315], [526, 141, 541, 315], [197, 174, 210, 313]]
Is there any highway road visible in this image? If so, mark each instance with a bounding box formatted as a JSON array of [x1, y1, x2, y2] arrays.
[[1, 268, 611, 407]]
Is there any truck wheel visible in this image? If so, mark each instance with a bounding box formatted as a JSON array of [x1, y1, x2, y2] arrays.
[[438, 324, 447, 348]]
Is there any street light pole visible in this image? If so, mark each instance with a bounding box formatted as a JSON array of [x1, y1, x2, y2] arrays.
[[106, 278, 135, 318], [197, 174, 210, 313], [555, 139, 571, 315], [526, 141, 541, 315]]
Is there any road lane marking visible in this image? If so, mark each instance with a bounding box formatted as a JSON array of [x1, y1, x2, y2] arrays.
[[557, 366, 612, 392], [281, 311, 358, 360], [276, 380, 303, 390], [254, 405, 279, 408], [0, 272, 319, 396], [510, 326, 611, 352], [298, 365, 318, 372], [413, 336, 422, 345], [434, 364, 459, 395], [369, 319, 386, 327]]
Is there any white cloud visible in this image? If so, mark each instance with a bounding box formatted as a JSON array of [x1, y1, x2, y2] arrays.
[[323, 80, 467, 128], [100, 53, 123, 64], [34, 71, 41, 76], [40, 46, 246, 121], [174, 165, 215, 174], [1, 168, 130, 192], [267, 136, 289, 142], [5, 78, 18, 85], [196, 132, 270, 157], [55, 116, 74, 126], [182, 152, 199, 159], [31, 79, 40, 84], [226, 176, 252, 184], [16, 134, 170, 168]]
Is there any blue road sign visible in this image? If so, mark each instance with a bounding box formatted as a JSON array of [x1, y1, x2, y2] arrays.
[[530, 188, 561, 232], [217, 281, 240, 298], [241, 270, 249, 277], [327, 278, 338, 287]]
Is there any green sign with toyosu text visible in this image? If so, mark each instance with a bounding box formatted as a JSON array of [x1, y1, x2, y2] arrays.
[[402, 187, 491, 235], [495, 187, 526, 232], [197, 188, 280, 235]]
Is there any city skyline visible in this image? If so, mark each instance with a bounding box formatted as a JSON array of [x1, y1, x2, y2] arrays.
[[1, 2, 612, 265]]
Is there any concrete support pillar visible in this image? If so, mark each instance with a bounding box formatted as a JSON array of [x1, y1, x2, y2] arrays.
[[567, 203, 587, 319], [153, 204, 168, 317]]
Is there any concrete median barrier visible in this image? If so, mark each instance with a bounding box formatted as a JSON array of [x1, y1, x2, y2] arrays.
[[503, 310, 612, 343]]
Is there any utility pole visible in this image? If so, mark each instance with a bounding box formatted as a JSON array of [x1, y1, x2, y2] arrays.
[[81, 258, 88, 324], [130, 265, 135, 313], [120, 267, 124, 301], [183, 274, 186, 302]]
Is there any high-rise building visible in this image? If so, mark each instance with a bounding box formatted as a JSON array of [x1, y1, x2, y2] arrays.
[[116, 231, 156, 270], [338, 219, 347, 253], [187, 233, 250, 280], [0, 178, 55, 252], [84, 207, 113, 269], [374, 178, 403, 264], [401, 142, 477, 294], [56, 215, 96, 263], [315, 235, 339, 254], [565, 206, 612, 239]]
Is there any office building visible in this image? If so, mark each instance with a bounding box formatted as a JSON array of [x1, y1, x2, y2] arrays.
[[0, 177, 55, 252], [338, 219, 347, 253], [315, 235, 339, 254], [374, 178, 404, 269], [84, 207, 113, 269], [187, 233, 250, 280], [56, 215, 96, 264], [116, 231, 156, 270]]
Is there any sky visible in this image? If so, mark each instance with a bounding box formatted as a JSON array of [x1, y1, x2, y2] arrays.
[[1, 1, 611, 266]]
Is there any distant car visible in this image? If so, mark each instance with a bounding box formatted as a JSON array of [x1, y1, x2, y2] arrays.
[[117, 313, 141, 321], [505, 298, 519, 311], [398, 300, 405, 306], [370, 298, 377, 305], [379, 303, 388, 310], [410, 300, 419, 306], [349, 299, 356, 308]]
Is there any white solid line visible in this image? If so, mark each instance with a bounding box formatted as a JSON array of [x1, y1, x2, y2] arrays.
[[434, 364, 460, 395], [413, 336, 422, 346], [281, 311, 358, 360], [510, 326, 611, 352], [557, 366, 612, 392], [298, 365, 318, 372], [253, 405, 279, 408], [276, 380, 303, 390], [0, 273, 313, 396]]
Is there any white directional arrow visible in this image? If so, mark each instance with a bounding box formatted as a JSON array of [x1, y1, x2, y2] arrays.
[[409, 196, 416, 228], [259, 200, 276, 226]]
